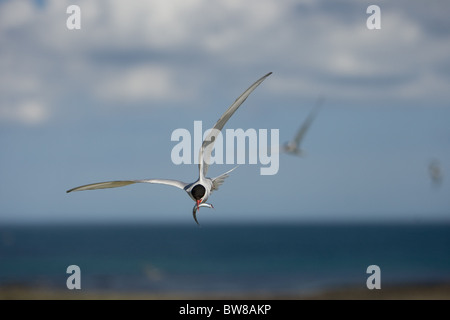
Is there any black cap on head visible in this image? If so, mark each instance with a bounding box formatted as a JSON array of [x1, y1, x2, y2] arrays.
[[191, 184, 206, 200]]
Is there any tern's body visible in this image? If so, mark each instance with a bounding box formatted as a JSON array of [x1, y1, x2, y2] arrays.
[[67, 72, 272, 224]]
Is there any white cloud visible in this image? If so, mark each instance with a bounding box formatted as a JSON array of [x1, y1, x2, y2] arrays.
[[95, 65, 184, 103], [0, 0, 35, 30], [0, 100, 50, 125], [0, 0, 449, 126]]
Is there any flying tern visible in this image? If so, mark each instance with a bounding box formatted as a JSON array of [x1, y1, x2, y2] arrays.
[[428, 158, 443, 188], [282, 96, 324, 156], [67, 72, 272, 224]]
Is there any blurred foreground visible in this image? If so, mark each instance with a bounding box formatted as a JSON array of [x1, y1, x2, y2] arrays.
[[1, 283, 450, 300], [1, 223, 449, 300]]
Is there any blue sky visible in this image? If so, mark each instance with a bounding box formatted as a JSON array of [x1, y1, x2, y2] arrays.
[[0, 0, 449, 224]]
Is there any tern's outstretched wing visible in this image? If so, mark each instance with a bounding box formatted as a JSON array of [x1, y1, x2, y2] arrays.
[[66, 179, 188, 193], [292, 96, 324, 147], [199, 72, 272, 179], [211, 165, 239, 191]]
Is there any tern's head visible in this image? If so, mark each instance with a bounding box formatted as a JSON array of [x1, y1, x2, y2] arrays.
[[283, 142, 303, 156], [191, 184, 206, 210], [283, 142, 295, 152]]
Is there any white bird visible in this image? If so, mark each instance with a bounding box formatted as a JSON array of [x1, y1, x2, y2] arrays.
[[66, 72, 272, 224], [282, 96, 324, 156]]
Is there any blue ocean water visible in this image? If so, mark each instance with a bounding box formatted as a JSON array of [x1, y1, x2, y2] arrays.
[[1, 223, 449, 295]]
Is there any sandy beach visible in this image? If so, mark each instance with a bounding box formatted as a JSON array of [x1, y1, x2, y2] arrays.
[[1, 283, 449, 300]]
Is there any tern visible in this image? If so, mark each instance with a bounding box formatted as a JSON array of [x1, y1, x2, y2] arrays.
[[282, 96, 324, 156], [428, 158, 443, 188], [67, 72, 272, 224]]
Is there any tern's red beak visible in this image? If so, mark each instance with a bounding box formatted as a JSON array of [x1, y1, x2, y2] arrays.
[[196, 199, 201, 211]]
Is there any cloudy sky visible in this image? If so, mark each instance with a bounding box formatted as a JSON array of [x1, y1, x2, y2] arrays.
[[1, 0, 449, 224]]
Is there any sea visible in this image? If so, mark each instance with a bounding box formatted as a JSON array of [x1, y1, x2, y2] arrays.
[[1, 222, 449, 296]]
